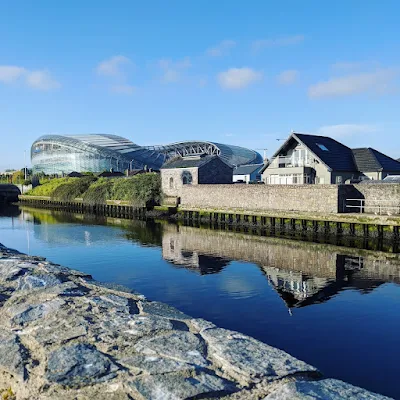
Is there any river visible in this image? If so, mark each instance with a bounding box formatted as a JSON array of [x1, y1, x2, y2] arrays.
[[1, 205, 399, 399]]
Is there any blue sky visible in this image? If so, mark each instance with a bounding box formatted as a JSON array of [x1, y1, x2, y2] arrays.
[[1, 0, 400, 170]]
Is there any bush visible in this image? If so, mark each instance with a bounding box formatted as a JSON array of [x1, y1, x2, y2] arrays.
[[51, 176, 97, 201], [110, 173, 161, 206], [82, 178, 114, 205], [25, 177, 73, 196]]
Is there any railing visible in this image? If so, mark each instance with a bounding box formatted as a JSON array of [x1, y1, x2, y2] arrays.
[[269, 156, 313, 168], [346, 199, 400, 215]]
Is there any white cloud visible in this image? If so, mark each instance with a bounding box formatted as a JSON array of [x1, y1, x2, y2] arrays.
[[318, 124, 378, 138], [206, 40, 236, 57], [96, 55, 131, 77], [218, 67, 262, 89], [252, 35, 304, 52], [308, 68, 399, 98], [110, 84, 135, 95], [26, 70, 61, 90], [0, 66, 26, 83], [158, 57, 191, 83], [277, 69, 298, 85], [0, 65, 60, 90]]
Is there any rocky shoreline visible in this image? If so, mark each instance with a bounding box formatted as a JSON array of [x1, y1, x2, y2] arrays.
[[0, 243, 391, 399]]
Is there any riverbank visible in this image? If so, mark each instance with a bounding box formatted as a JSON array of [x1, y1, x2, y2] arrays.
[[0, 243, 391, 399]]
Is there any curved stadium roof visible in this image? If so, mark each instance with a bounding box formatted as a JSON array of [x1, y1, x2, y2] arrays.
[[31, 134, 262, 174]]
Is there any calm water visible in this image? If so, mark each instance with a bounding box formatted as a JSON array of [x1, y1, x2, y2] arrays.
[[1, 206, 400, 399]]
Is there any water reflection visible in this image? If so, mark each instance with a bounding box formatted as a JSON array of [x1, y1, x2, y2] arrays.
[[161, 224, 400, 309]]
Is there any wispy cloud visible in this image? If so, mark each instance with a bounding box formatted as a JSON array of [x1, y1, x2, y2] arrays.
[[309, 68, 399, 98], [158, 57, 191, 83], [0, 65, 60, 90], [206, 40, 236, 57], [252, 35, 304, 52], [96, 55, 132, 77], [318, 124, 378, 138], [218, 67, 262, 89], [110, 84, 136, 95], [277, 69, 298, 85]]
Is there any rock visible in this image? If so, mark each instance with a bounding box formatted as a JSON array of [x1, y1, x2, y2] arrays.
[[89, 294, 131, 313], [32, 316, 88, 345], [134, 331, 208, 367], [190, 318, 216, 333], [130, 371, 237, 399], [46, 343, 118, 388], [0, 329, 28, 379], [121, 314, 174, 336], [264, 379, 393, 400], [0, 260, 30, 281], [121, 354, 195, 374], [16, 274, 62, 291], [10, 298, 65, 326], [201, 328, 317, 384], [140, 301, 191, 320]]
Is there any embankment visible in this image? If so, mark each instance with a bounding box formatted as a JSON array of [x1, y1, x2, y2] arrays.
[[0, 244, 391, 399]]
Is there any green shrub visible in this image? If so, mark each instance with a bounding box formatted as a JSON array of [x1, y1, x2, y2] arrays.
[[25, 177, 73, 196], [110, 173, 161, 206], [82, 178, 114, 205], [51, 176, 97, 201]]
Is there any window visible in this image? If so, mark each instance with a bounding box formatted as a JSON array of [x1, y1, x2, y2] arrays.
[[316, 143, 329, 151], [181, 170, 193, 185], [336, 176, 343, 184], [169, 177, 174, 189]]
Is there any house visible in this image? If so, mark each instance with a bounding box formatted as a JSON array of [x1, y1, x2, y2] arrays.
[[261, 132, 400, 184], [161, 155, 233, 197], [233, 164, 264, 183], [352, 148, 400, 180], [97, 171, 125, 178]]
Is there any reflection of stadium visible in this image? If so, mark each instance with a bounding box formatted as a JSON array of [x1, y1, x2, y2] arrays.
[[31, 134, 263, 174]]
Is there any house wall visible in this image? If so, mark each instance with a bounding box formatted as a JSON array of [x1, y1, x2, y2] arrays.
[[161, 167, 199, 197], [179, 184, 342, 213], [198, 158, 233, 184], [233, 174, 250, 183]]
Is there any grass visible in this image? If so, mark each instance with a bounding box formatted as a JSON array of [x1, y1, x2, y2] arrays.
[[26, 177, 74, 196]]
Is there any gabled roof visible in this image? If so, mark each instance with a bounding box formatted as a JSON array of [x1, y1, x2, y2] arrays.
[[352, 148, 400, 172], [294, 133, 357, 171], [270, 133, 358, 172], [233, 164, 264, 175], [161, 155, 230, 169]]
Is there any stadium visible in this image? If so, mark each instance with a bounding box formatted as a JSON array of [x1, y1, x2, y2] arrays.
[[31, 134, 263, 174]]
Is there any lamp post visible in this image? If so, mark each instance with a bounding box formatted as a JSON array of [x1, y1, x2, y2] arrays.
[[24, 150, 27, 180]]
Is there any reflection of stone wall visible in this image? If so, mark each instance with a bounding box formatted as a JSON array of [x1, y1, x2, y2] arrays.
[[162, 224, 400, 283]]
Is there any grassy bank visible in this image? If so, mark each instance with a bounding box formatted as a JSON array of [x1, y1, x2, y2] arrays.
[[25, 173, 161, 206]]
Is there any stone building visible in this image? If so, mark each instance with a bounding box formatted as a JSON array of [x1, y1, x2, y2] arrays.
[[161, 155, 233, 197]]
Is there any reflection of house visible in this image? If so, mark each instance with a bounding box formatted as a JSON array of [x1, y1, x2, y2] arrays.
[[261, 132, 400, 184], [233, 164, 264, 183], [161, 155, 233, 197]]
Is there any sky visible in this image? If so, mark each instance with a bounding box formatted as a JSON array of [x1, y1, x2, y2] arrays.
[[1, 0, 400, 170]]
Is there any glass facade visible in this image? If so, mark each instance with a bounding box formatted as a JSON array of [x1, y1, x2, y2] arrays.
[[31, 134, 262, 175]]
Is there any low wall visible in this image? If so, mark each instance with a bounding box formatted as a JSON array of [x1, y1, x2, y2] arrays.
[[179, 184, 342, 213], [353, 184, 400, 214]]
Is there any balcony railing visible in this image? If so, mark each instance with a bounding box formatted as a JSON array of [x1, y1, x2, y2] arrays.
[[269, 156, 313, 168]]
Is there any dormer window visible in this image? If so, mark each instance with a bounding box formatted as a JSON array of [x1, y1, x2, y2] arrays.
[[317, 143, 329, 151]]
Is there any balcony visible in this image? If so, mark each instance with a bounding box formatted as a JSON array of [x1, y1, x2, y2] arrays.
[[269, 155, 313, 168]]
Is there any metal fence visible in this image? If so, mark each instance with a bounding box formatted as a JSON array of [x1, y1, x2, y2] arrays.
[[345, 199, 400, 215]]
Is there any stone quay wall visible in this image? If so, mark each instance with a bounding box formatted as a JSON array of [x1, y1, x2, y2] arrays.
[[178, 184, 343, 213], [0, 244, 391, 399], [353, 184, 400, 214]]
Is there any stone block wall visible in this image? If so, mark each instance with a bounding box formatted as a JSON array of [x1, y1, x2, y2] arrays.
[[351, 184, 400, 214], [179, 184, 341, 213], [161, 167, 199, 198]]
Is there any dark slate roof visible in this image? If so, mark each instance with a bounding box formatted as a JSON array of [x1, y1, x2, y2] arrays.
[[367, 148, 400, 172], [97, 171, 125, 177], [161, 155, 224, 169], [233, 164, 264, 175], [352, 148, 381, 172], [293, 133, 357, 171]]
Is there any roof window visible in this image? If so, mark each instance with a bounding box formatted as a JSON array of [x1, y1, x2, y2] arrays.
[[317, 143, 329, 151]]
